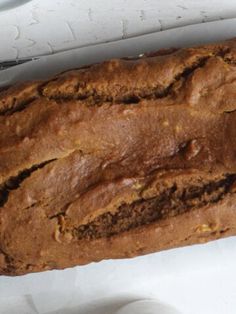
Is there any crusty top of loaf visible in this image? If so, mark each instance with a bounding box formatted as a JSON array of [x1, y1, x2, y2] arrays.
[[0, 39, 236, 275], [0, 40, 236, 183]]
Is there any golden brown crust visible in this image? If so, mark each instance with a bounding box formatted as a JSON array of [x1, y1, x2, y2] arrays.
[[0, 39, 236, 275]]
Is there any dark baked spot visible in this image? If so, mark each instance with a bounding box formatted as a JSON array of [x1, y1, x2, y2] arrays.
[[0, 248, 15, 274], [0, 85, 10, 93], [1, 96, 38, 115], [74, 174, 236, 240], [219, 227, 230, 234]]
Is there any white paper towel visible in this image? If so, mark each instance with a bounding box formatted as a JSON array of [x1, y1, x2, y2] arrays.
[[1, 18, 236, 314]]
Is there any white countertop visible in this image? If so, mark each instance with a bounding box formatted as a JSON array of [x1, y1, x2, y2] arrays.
[[1, 0, 236, 60]]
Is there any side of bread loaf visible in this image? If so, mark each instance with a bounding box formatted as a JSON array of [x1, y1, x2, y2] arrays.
[[0, 39, 235, 275]]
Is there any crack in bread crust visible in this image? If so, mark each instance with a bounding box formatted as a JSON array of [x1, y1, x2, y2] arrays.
[[74, 174, 236, 240], [0, 159, 56, 207], [0, 45, 232, 116], [43, 55, 211, 104]]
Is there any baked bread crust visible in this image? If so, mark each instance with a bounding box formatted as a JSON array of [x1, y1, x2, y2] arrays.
[[0, 39, 236, 276]]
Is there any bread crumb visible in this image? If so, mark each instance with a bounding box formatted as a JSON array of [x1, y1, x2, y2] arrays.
[[175, 125, 181, 133], [196, 224, 217, 233], [163, 120, 169, 127], [184, 139, 202, 160], [54, 228, 62, 243], [133, 182, 143, 190], [16, 125, 21, 136], [63, 232, 73, 243]]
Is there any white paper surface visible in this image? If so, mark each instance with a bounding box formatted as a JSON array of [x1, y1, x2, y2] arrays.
[[1, 18, 236, 314]]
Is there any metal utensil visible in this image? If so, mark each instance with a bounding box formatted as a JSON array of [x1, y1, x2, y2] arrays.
[[0, 58, 39, 71]]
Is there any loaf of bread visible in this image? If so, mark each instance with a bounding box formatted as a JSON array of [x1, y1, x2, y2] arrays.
[[0, 39, 235, 276]]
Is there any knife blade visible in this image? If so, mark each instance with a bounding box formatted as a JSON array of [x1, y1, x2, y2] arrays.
[[0, 57, 39, 71]]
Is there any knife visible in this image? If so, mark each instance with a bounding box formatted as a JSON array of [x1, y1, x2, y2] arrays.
[[0, 57, 39, 71]]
